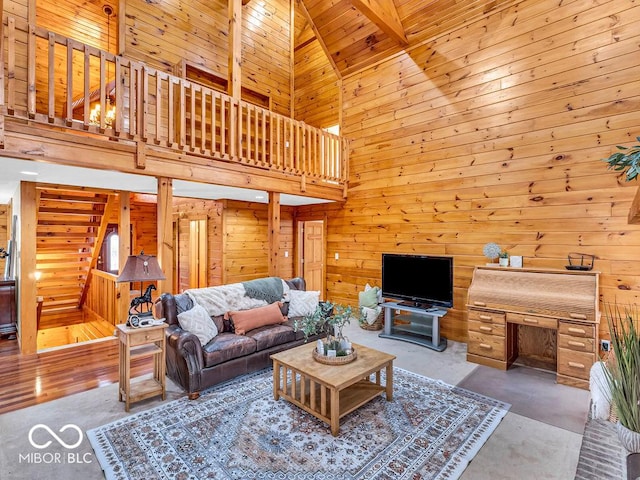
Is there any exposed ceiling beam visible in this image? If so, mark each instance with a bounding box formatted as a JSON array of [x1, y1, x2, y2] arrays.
[[297, 0, 342, 80], [351, 0, 408, 46]]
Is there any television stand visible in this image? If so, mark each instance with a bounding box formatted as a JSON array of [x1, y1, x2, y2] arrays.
[[379, 302, 448, 352]]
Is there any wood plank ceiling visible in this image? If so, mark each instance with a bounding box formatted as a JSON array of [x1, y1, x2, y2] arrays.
[[297, 0, 499, 78]]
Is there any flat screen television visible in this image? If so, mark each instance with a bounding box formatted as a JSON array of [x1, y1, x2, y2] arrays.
[[381, 254, 453, 309]]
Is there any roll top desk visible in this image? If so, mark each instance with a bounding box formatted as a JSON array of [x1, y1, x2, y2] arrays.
[[466, 266, 600, 389]]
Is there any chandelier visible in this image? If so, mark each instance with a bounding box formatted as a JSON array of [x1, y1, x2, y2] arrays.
[[89, 4, 116, 128]]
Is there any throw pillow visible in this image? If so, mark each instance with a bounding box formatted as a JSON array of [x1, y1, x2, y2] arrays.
[[228, 301, 286, 335], [177, 303, 218, 345], [359, 284, 380, 308], [288, 290, 320, 317]]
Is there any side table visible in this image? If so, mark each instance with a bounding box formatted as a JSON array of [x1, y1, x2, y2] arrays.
[[116, 322, 167, 411]]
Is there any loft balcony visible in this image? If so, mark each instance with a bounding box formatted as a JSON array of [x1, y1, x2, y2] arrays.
[[0, 17, 348, 202]]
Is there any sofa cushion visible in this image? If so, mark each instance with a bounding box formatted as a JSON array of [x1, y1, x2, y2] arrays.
[[228, 301, 286, 335], [245, 324, 296, 350], [177, 303, 218, 345], [202, 333, 257, 368], [288, 290, 320, 317]]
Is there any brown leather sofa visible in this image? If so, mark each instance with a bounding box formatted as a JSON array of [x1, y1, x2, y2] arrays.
[[160, 277, 326, 399]]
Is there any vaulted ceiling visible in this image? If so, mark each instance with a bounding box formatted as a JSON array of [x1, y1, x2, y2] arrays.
[[295, 0, 498, 78]]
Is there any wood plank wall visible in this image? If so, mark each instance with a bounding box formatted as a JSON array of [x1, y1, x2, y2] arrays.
[[174, 198, 294, 292], [174, 198, 224, 293], [293, 4, 339, 128], [222, 199, 294, 284], [300, 0, 640, 343], [122, 0, 292, 115]]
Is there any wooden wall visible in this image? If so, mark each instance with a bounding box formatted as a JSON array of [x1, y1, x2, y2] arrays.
[[222, 200, 294, 284], [174, 198, 224, 293], [300, 0, 640, 343], [293, 4, 339, 128], [173, 198, 294, 291], [122, 0, 292, 115]]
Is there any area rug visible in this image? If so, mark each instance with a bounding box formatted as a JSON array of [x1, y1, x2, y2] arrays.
[[88, 367, 510, 480]]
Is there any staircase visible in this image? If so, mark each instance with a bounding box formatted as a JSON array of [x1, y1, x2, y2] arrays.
[[36, 188, 115, 329]]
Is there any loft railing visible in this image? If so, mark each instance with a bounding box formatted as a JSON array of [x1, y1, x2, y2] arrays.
[[0, 17, 348, 184]]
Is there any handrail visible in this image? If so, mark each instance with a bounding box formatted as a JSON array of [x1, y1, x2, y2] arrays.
[[0, 17, 348, 185]]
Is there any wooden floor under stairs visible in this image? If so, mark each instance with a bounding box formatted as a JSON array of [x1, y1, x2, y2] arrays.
[[0, 335, 154, 415], [37, 319, 116, 350]]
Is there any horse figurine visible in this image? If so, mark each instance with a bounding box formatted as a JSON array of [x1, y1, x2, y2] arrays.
[[129, 284, 157, 314]]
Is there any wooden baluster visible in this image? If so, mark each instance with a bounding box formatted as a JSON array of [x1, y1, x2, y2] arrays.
[[98, 51, 106, 131], [200, 88, 206, 154], [178, 79, 186, 149], [6, 18, 14, 115], [83, 45, 91, 129], [167, 77, 175, 147], [27, 24, 36, 119], [141, 66, 148, 142], [114, 56, 122, 134], [155, 72, 162, 144], [47, 32, 55, 122], [65, 39, 74, 126]]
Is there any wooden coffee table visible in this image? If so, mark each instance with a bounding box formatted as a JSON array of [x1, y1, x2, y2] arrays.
[[271, 342, 395, 436]]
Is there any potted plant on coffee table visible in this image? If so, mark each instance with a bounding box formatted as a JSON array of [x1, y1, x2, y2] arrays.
[[294, 302, 354, 359], [600, 304, 640, 453]]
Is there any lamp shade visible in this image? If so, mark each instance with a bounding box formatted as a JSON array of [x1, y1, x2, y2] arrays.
[[116, 253, 166, 283]]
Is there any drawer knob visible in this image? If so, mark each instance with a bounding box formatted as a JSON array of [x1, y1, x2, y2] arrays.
[[479, 343, 492, 350], [523, 317, 538, 324], [568, 340, 586, 348], [479, 315, 492, 321], [568, 327, 586, 335], [479, 326, 492, 332], [568, 361, 585, 369]]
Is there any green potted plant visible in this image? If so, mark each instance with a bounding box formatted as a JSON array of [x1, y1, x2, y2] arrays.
[[603, 136, 640, 181], [498, 250, 509, 267], [294, 302, 353, 356], [600, 304, 640, 452]]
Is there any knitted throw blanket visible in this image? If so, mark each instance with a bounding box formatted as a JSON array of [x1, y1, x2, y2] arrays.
[[242, 277, 284, 304]]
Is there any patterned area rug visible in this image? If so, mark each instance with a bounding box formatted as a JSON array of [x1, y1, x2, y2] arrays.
[[88, 367, 510, 480]]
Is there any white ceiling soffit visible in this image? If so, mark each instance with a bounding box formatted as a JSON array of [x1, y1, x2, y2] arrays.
[[0, 158, 333, 206]]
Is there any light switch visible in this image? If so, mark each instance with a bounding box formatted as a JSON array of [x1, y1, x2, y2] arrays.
[[284, 251, 289, 258], [334, 252, 339, 260]]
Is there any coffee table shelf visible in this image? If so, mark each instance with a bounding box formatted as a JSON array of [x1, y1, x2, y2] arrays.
[[271, 342, 395, 436]]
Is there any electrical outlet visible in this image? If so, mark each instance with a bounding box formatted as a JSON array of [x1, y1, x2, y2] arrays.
[[600, 339, 611, 352]]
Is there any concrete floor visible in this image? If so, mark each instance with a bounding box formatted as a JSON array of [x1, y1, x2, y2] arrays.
[[342, 320, 589, 480]]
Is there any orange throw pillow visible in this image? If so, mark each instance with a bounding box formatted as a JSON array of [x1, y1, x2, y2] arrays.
[[229, 301, 286, 335]]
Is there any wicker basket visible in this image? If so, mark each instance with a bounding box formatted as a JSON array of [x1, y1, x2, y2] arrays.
[[359, 311, 383, 331], [312, 347, 357, 365]]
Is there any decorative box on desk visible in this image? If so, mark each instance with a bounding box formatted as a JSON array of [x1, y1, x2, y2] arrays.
[[116, 322, 168, 411], [466, 266, 600, 389], [379, 302, 448, 351]]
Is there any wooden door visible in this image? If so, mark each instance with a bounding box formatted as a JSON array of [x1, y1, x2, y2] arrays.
[[302, 220, 325, 298], [188, 218, 207, 288]]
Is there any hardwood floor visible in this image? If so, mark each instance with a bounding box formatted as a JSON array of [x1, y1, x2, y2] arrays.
[[0, 336, 154, 415]]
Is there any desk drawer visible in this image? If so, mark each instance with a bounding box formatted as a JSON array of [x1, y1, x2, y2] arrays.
[[468, 319, 505, 337], [468, 331, 505, 360], [507, 312, 557, 330], [558, 322, 594, 339], [468, 309, 505, 324], [558, 334, 595, 353], [557, 348, 594, 380]]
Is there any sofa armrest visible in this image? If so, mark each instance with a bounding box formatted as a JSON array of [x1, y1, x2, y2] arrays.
[[166, 324, 204, 371]]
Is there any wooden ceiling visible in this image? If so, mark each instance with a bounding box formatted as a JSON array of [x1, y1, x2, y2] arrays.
[[296, 0, 497, 78]]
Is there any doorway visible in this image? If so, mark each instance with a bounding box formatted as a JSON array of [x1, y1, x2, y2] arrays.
[[298, 219, 325, 299]]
